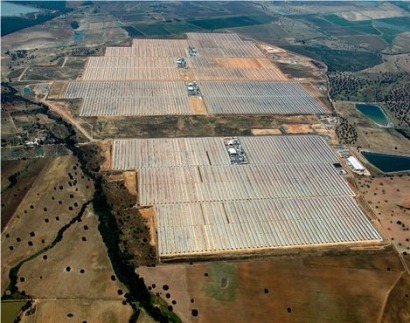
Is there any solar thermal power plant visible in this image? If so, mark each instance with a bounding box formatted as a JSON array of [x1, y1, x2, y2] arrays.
[[81, 57, 183, 81], [112, 136, 383, 258], [199, 81, 325, 114], [64, 81, 192, 116], [62, 32, 324, 116]]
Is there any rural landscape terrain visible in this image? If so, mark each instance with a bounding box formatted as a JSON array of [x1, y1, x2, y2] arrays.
[[1, 1, 410, 323]]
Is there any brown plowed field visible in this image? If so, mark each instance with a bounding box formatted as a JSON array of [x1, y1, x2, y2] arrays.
[[138, 252, 404, 323]]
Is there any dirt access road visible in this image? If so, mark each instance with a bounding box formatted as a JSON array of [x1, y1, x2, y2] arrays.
[[44, 99, 94, 142]]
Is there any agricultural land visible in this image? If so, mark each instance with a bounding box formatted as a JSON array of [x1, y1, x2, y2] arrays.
[[2, 1, 410, 323]]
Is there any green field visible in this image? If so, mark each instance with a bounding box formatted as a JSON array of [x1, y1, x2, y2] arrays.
[[124, 22, 205, 37], [1, 301, 27, 323], [188, 15, 273, 30], [122, 26, 144, 37], [283, 45, 383, 72], [233, 23, 290, 44], [163, 22, 204, 34], [377, 16, 410, 29], [377, 27, 400, 44], [324, 14, 380, 35], [133, 24, 171, 36], [203, 262, 237, 302]]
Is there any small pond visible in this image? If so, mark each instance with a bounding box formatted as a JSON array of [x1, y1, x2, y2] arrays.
[[355, 103, 390, 127]]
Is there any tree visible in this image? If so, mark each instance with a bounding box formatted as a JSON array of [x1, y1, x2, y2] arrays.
[[70, 21, 79, 29]]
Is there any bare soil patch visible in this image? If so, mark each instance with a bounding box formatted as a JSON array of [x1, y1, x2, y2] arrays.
[[98, 140, 112, 171], [123, 171, 138, 197], [283, 123, 313, 133], [138, 207, 157, 248], [311, 124, 338, 145], [214, 57, 267, 69], [251, 128, 282, 135], [189, 97, 208, 115]]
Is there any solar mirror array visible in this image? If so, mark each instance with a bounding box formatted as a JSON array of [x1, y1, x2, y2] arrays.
[[112, 136, 382, 258], [62, 33, 325, 116]]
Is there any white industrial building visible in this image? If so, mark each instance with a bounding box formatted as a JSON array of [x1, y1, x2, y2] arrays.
[[347, 156, 365, 172]]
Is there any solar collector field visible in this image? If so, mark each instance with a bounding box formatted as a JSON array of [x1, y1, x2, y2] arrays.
[[65, 81, 192, 116], [200, 81, 325, 114], [63, 32, 326, 116], [138, 163, 352, 205], [105, 46, 188, 57], [157, 197, 381, 256], [111, 136, 382, 257], [112, 135, 338, 169]]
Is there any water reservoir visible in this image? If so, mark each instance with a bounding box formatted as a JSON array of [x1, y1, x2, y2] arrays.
[[1, 2, 39, 17], [362, 151, 410, 173], [355, 103, 390, 127]]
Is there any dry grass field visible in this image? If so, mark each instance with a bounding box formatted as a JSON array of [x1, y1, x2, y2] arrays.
[[21, 299, 132, 323], [1, 156, 94, 294], [138, 252, 404, 323], [88, 114, 320, 139], [283, 124, 314, 134], [1, 153, 134, 322], [214, 57, 276, 69], [189, 97, 208, 115], [357, 175, 410, 256], [98, 140, 112, 172], [17, 207, 127, 299], [47, 81, 68, 99], [381, 272, 410, 323], [335, 101, 410, 155], [251, 128, 282, 135], [1, 159, 49, 231]]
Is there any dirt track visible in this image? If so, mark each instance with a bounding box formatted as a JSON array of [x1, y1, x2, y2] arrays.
[[44, 99, 94, 142]]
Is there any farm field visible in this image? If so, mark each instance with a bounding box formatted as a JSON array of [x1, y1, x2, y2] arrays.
[[112, 136, 382, 258], [137, 252, 404, 323]]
